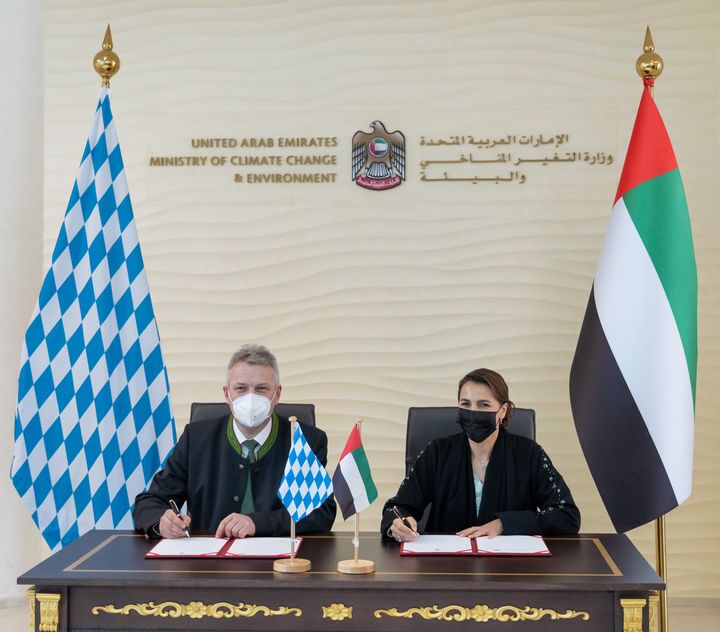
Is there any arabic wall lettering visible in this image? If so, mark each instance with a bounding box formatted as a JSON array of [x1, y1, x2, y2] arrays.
[[419, 133, 614, 185]]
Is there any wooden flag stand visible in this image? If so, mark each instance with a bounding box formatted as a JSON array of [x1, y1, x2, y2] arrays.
[[337, 513, 375, 574], [272, 518, 311, 573], [337, 419, 375, 575], [274, 417, 312, 573]]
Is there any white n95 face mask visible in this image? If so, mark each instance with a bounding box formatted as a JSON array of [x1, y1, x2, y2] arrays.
[[231, 393, 272, 428]]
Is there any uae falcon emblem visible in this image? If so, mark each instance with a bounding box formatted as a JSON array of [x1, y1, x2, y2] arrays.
[[351, 121, 406, 190]]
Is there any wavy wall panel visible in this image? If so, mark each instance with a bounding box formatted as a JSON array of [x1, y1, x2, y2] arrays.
[[43, 0, 718, 598]]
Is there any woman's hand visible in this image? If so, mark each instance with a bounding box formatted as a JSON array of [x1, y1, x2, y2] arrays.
[[457, 518, 503, 538], [389, 515, 419, 542]]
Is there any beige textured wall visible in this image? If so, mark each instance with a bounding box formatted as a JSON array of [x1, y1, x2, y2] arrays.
[[0, 0, 45, 603], [42, 0, 718, 598]]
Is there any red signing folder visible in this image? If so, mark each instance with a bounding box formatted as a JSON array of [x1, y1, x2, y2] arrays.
[[145, 537, 303, 559], [400, 535, 550, 556]]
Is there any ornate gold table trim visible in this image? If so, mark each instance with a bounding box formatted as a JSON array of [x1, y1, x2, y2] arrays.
[[323, 603, 353, 620], [26, 587, 35, 630], [374, 604, 590, 622], [620, 598, 646, 632], [648, 593, 659, 632], [91, 601, 302, 620], [36, 592, 61, 632]]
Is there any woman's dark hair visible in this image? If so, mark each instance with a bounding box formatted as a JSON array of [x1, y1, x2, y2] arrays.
[[457, 368, 515, 427]]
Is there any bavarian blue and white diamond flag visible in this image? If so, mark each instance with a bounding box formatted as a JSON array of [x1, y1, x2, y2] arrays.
[[10, 89, 176, 551], [278, 424, 333, 523]]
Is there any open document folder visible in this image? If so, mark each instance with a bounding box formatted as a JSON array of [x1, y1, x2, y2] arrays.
[[400, 534, 550, 556], [145, 537, 303, 559]]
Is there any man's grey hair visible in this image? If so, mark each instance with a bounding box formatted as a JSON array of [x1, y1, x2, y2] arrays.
[[227, 344, 280, 382]]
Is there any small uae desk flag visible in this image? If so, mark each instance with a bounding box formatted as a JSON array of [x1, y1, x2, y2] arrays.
[[332, 419, 378, 574]]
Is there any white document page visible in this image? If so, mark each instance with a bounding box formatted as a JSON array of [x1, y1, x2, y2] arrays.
[[474, 535, 549, 555], [402, 535, 473, 554], [227, 537, 300, 557], [148, 537, 227, 557]]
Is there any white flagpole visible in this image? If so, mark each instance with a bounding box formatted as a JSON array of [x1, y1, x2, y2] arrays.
[[354, 419, 361, 563], [290, 518, 296, 562], [354, 513, 360, 563]]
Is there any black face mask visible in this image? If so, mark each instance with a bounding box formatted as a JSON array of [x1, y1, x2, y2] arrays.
[[457, 408, 499, 444]]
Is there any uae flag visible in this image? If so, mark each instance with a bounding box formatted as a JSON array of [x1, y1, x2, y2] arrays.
[[332, 425, 378, 520], [570, 88, 697, 533]]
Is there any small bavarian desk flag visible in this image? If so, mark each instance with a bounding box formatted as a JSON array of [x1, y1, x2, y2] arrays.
[[276, 417, 333, 572]]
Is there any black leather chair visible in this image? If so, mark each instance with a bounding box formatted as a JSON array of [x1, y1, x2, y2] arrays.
[[405, 406, 536, 474], [189, 402, 316, 427]]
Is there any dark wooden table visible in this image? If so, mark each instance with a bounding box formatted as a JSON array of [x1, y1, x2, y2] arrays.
[[18, 530, 662, 632]]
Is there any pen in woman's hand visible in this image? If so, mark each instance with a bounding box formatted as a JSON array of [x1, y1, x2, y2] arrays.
[[392, 506, 415, 532], [168, 499, 190, 538]]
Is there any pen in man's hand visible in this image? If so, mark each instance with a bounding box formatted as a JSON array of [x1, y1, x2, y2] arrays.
[[168, 499, 190, 538], [392, 505, 415, 532]]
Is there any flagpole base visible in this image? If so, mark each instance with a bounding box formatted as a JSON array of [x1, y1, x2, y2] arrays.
[[337, 559, 375, 574], [273, 558, 311, 573]]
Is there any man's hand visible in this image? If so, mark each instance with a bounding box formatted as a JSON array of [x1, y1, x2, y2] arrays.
[[456, 518, 504, 538], [158, 509, 191, 539], [215, 513, 256, 539], [389, 515, 419, 542]]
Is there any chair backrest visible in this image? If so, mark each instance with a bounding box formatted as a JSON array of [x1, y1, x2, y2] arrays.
[[405, 406, 536, 474], [189, 402, 316, 427]]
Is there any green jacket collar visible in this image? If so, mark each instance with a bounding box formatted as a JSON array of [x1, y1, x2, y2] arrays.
[[226, 413, 278, 459]]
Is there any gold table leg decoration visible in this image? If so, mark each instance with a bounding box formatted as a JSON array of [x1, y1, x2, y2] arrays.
[[620, 598, 647, 632], [36, 593, 61, 632], [92, 601, 302, 619], [26, 588, 35, 630], [374, 604, 589, 622], [322, 603, 353, 621], [648, 594, 659, 632]]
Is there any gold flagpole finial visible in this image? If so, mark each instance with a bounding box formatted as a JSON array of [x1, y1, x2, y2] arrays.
[[635, 26, 663, 97], [93, 24, 120, 88]]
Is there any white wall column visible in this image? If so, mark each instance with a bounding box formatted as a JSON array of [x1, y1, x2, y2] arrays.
[[0, 0, 45, 603]]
